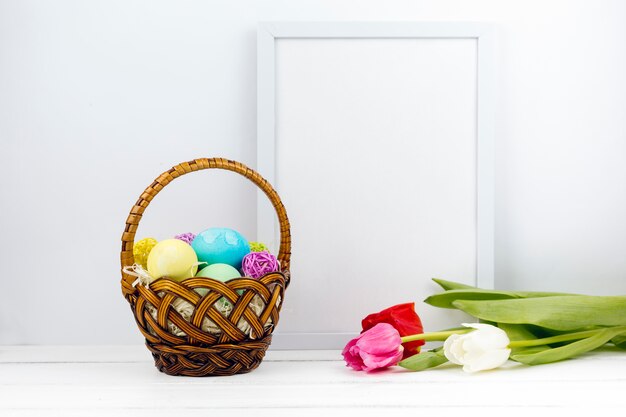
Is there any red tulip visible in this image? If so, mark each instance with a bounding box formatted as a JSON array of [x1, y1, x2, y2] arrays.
[[361, 302, 425, 359], [342, 323, 404, 372]]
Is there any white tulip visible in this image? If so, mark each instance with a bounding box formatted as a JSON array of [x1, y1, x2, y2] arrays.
[[443, 323, 511, 373]]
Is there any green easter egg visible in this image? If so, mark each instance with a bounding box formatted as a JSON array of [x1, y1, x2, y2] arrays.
[[194, 263, 242, 305], [195, 263, 241, 282]]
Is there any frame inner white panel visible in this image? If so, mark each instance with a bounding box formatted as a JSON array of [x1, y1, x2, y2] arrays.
[[258, 23, 494, 349]]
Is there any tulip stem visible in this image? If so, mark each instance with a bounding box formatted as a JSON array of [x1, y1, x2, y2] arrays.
[[401, 327, 626, 349], [401, 329, 472, 343], [507, 326, 626, 348]]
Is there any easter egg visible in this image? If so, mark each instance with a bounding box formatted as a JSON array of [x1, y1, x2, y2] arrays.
[[195, 263, 242, 302], [195, 263, 241, 282], [147, 239, 198, 282], [133, 238, 158, 269], [191, 228, 250, 269]]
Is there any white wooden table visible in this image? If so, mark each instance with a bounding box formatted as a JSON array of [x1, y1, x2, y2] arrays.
[[1, 346, 624, 416]]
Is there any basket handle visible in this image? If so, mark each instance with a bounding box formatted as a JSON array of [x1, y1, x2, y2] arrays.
[[120, 158, 291, 291]]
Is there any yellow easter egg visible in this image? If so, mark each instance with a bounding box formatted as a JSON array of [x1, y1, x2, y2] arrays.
[[147, 239, 198, 282], [133, 238, 158, 269]]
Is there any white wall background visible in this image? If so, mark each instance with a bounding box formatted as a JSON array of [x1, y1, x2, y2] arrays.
[[1, 0, 625, 345]]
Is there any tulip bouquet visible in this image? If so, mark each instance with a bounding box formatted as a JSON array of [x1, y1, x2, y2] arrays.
[[343, 279, 626, 373]]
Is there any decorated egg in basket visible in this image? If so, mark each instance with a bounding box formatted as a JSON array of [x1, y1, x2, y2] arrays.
[[147, 239, 198, 281], [191, 227, 250, 269]]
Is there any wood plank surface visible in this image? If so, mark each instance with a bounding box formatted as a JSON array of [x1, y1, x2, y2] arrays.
[[1, 346, 624, 416]]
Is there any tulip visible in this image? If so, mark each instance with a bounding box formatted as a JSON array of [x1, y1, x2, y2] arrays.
[[443, 323, 511, 373], [344, 279, 626, 375], [342, 323, 404, 372], [361, 303, 425, 359]]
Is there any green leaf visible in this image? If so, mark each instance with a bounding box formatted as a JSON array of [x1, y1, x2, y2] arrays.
[[432, 278, 476, 290], [398, 350, 448, 371], [511, 327, 626, 365], [611, 334, 626, 349], [498, 322, 540, 341], [451, 296, 626, 331], [430, 279, 575, 299], [425, 289, 520, 308], [514, 291, 578, 298]]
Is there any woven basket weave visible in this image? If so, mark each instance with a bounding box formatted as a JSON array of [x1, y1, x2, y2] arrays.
[[120, 158, 291, 376]]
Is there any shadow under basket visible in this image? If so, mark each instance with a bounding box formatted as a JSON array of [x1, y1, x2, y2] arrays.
[[120, 158, 291, 377]]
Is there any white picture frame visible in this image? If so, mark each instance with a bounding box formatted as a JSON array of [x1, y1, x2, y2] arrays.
[[257, 22, 495, 349]]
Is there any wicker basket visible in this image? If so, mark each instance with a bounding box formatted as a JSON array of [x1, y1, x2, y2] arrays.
[[120, 158, 291, 376]]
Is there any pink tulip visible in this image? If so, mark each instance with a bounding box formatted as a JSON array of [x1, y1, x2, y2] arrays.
[[342, 323, 404, 372]]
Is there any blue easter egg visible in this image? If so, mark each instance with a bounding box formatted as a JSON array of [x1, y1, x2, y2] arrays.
[[191, 227, 250, 269]]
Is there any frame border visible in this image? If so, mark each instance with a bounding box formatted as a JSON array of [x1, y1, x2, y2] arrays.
[[257, 22, 495, 348]]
